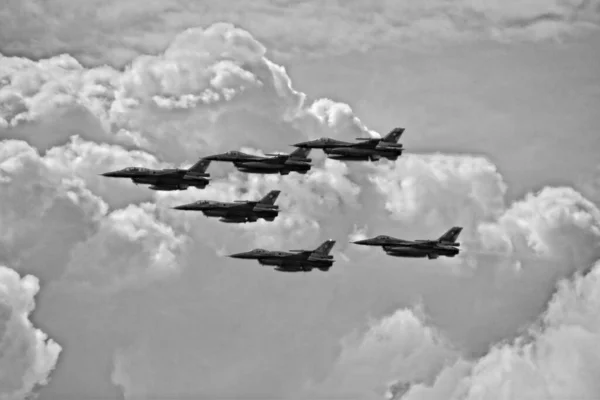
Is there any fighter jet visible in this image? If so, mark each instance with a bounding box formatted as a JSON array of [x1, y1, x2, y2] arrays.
[[172, 190, 281, 223], [292, 127, 405, 161], [228, 239, 336, 272], [202, 148, 312, 175], [352, 227, 463, 260], [101, 159, 212, 191]]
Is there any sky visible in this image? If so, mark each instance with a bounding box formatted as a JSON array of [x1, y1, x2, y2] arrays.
[[1, 1, 600, 400]]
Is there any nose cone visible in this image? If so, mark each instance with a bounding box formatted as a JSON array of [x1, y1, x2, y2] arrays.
[[171, 203, 198, 211], [202, 153, 232, 161], [227, 251, 256, 259], [100, 170, 126, 178], [352, 238, 377, 246], [293, 140, 319, 148]]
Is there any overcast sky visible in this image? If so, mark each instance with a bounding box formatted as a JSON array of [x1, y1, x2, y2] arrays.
[[1, 1, 600, 400]]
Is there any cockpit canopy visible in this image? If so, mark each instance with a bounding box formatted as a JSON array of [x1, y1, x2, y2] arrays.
[[374, 235, 396, 241], [250, 249, 268, 254], [122, 167, 150, 173]]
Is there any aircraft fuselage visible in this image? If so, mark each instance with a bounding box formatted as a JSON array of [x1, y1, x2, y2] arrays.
[[131, 173, 209, 190], [324, 146, 401, 161], [383, 244, 459, 258], [234, 161, 311, 175], [201, 206, 278, 222], [257, 256, 333, 272]]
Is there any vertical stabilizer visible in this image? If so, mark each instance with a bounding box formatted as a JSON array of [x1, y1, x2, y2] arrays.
[[313, 239, 336, 256], [381, 127, 405, 143], [289, 147, 312, 159], [187, 159, 212, 174], [258, 190, 281, 206], [438, 227, 463, 243]]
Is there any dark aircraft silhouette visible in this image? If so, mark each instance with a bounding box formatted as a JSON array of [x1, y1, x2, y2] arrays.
[[172, 190, 281, 223], [228, 239, 336, 272], [353, 227, 463, 259], [292, 127, 405, 161], [202, 148, 312, 175], [100, 159, 212, 191]]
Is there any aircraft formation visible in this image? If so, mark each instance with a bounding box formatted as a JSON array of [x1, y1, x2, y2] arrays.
[[101, 127, 463, 272]]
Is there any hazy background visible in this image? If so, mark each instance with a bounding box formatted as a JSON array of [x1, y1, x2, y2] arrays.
[[1, 1, 600, 399]]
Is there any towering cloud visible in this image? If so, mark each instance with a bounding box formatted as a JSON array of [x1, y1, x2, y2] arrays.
[[1, 20, 599, 400], [0, 265, 62, 400], [1, 0, 599, 67], [397, 261, 600, 400]]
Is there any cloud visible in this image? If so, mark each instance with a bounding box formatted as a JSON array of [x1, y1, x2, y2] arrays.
[[306, 307, 459, 400], [397, 260, 600, 400], [1, 23, 379, 164], [2, 20, 600, 400], [0, 139, 186, 291], [578, 164, 600, 205], [311, 156, 600, 399], [1, 0, 599, 68], [0, 265, 62, 400]]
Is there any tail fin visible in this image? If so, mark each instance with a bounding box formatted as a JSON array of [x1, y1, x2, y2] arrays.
[[258, 190, 281, 206], [438, 227, 462, 243], [187, 159, 212, 174], [382, 127, 405, 143], [289, 147, 311, 159], [313, 239, 336, 256]]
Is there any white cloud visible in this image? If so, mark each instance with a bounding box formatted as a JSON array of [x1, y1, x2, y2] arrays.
[[398, 261, 600, 400], [1, 23, 375, 163], [1, 20, 600, 400], [306, 307, 459, 400], [0, 265, 62, 400], [315, 158, 600, 399], [0, 139, 186, 291], [369, 154, 508, 232], [1, 0, 599, 68]]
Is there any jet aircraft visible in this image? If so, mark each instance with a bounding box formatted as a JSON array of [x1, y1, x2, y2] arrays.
[[292, 127, 405, 161], [202, 148, 312, 175], [228, 239, 336, 272], [352, 227, 463, 259], [101, 159, 212, 191], [172, 190, 281, 223]]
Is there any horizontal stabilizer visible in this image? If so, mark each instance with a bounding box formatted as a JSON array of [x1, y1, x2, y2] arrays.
[[307, 254, 334, 262], [183, 172, 210, 179], [253, 206, 279, 213]]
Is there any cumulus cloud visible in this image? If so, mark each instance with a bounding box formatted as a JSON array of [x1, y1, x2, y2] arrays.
[[313, 156, 600, 399], [1, 20, 599, 400], [1, 0, 599, 68], [306, 307, 459, 400], [0, 22, 381, 164], [397, 261, 600, 400], [0, 265, 61, 400], [0, 139, 186, 291]]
